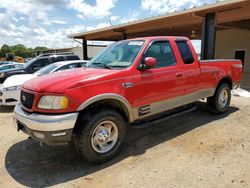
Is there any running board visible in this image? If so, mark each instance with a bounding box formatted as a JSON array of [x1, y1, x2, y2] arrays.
[[132, 105, 197, 128]]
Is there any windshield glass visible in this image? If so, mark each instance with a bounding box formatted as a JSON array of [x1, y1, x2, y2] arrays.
[[34, 64, 58, 76], [86, 40, 145, 69]]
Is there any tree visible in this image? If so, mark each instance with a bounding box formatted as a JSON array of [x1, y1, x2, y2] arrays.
[[34, 46, 48, 52], [0, 44, 49, 58], [0, 44, 11, 58]]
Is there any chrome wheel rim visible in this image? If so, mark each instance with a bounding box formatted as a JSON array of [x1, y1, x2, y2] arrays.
[[218, 88, 229, 109], [91, 120, 118, 153]]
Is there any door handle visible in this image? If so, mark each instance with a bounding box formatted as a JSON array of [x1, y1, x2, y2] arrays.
[[176, 73, 183, 78]]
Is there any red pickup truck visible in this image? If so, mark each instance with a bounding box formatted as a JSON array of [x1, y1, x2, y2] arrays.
[[14, 36, 242, 163]]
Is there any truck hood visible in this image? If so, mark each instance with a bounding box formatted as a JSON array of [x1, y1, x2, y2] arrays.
[[3, 74, 37, 88], [23, 68, 117, 93]]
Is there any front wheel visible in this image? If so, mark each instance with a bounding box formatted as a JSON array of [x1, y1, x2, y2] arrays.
[[207, 83, 231, 114], [76, 108, 126, 163]]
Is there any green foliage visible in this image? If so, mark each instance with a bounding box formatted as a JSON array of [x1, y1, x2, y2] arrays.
[[34, 46, 48, 51], [0, 44, 11, 57], [0, 44, 48, 58]]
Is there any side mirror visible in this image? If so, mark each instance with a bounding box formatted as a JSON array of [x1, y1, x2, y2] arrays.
[[145, 57, 156, 67], [138, 57, 156, 71]]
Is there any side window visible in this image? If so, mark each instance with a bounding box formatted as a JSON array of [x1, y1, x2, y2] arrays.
[[56, 64, 77, 71], [57, 65, 70, 71], [176, 41, 194, 64], [66, 55, 79, 60], [14, 64, 22, 68], [76, 63, 84, 67], [31, 58, 49, 71], [144, 41, 176, 68], [4, 65, 12, 70], [68, 64, 76, 69], [52, 56, 64, 63]]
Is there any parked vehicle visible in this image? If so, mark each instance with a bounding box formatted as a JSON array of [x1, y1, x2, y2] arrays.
[[0, 60, 88, 106], [0, 63, 25, 83], [0, 61, 14, 66], [0, 63, 24, 72], [0, 53, 80, 83], [25, 58, 33, 63], [13, 36, 242, 163]]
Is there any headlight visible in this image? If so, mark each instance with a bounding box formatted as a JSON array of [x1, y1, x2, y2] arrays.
[[38, 95, 68, 110], [0, 73, 5, 78], [3, 85, 21, 91]]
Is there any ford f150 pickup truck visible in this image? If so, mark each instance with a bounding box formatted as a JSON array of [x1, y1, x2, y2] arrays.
[[13, 36, 242, 163]]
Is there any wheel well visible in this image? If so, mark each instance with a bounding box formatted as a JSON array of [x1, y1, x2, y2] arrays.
[[217, 77, 232, 90], [72, 99, 130, 137], [76, 98, 130, 126]]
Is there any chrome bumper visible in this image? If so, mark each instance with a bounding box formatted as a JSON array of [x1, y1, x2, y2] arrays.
[[13, 103, 79, 146], [14, 103, 78, 132]]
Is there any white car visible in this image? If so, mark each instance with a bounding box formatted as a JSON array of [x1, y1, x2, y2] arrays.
[[0, 60, 88, 106]]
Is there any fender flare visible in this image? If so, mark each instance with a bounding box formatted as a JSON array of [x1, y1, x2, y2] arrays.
[[77, 93, 135, 122]]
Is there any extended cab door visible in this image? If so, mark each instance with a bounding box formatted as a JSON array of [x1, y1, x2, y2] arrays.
[[175, 40, 201, 105], [133, 40, 185, 119]]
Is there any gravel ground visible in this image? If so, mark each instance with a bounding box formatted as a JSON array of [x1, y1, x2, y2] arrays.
[[0, 96, 249, 188]]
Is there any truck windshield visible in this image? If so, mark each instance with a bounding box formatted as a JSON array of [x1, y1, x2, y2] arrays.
[[86, 40, 145, 69]]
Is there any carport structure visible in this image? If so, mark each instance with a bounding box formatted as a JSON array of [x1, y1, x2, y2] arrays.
[[69, 0, 250, 88]]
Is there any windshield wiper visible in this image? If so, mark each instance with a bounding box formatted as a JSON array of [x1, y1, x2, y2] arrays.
[[92, 62, 112, 69]]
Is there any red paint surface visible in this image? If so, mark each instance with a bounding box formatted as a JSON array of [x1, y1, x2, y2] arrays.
[[22, 36, 243, 113]]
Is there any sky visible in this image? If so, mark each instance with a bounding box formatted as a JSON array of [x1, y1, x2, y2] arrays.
[[0, 0, 221, 51]]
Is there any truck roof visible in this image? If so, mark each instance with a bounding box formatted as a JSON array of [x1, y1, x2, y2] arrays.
[[127, 36, 189, 41]]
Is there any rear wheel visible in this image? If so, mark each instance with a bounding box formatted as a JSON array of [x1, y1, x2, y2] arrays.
[[207, 83, 231, 114], [76, 108, 126, 163]]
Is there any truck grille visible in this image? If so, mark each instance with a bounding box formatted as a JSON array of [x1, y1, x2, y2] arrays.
[[20, 90, 34, 109]]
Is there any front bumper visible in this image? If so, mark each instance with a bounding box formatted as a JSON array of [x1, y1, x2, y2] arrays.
[[0, 87, 19, 106], [13, 103, 79, 146]]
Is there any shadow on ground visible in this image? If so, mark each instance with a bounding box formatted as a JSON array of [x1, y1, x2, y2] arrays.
[[0, 106, 14, 113], [5, 101, 239, 187]]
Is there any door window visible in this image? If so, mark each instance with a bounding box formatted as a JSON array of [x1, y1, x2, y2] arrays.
[[176, 41, 194, 64], [56, 63, 77, 71], [143, 41, 176, 68], [31, 58, 49, 71], [66, 55, 79, 60]]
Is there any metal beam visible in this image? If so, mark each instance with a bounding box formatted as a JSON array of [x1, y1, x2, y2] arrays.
[[82, 39, 88, 60], [201, 13, 216, 60]]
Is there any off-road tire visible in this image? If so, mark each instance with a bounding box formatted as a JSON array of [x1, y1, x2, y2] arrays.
[[207, 83, 231, 114], [76, 108, 126, 163]]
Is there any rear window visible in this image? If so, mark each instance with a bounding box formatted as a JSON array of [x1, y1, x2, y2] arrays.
[[176, 41, 194, 64]]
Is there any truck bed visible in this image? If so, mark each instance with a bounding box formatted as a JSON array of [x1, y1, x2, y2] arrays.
[[199, 59, 242, 89]]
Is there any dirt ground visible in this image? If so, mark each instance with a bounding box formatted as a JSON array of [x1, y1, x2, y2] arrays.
[[0, 96, 249, 188]]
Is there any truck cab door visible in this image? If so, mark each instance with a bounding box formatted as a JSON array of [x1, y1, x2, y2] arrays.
[[132, 40, 185, 119], [175, 40, 201, 105]]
